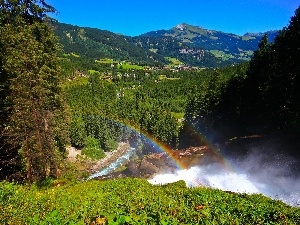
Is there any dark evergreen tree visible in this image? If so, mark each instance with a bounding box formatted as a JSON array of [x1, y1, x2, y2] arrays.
[[0, 1, 68, 182], [241, 6, 300, 132], [210, 6, 300, 137]]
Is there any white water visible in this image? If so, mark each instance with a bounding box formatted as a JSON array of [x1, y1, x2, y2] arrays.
[[148, 166, 260, 193], [88, 147, 135, 180], [148, 164, 300, 207], [88, 145, 300, 207]]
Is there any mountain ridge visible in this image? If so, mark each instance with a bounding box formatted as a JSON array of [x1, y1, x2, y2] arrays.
[[52, 21, 279, 68], [141, 22, 278, 41], [140, 23, 279, 64]]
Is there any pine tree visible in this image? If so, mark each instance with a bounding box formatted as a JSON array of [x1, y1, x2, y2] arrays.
[[272, 7, 300, 128], [0, 1, 68, 182]]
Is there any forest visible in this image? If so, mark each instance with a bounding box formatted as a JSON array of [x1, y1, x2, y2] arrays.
[[0, 1, 300, 224], [0, 0, 299, 183]]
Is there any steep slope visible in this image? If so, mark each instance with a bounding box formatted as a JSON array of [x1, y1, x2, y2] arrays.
[[51, 21, 278, 68], [131, 36, 224, 67], [51, 22, 168, 66]]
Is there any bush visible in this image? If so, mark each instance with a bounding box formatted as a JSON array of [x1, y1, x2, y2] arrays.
[[82, 136, 106, 160], [103, 137, 118, 152]]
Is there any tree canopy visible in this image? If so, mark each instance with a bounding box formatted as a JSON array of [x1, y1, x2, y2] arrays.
[[0, 0, 67, 182]]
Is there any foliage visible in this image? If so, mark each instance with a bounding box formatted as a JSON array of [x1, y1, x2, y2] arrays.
[[185, 6, 300, 141], [81, 136, 105, 160], [52, 22, 167, 67], [63, 64, 225, 151], [0, 179, 299, 224], [51, 20, 279, 69], [0, 1, 68, 182]]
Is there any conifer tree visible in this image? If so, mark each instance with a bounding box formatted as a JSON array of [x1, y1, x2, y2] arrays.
[[0, 1, 68, 182]]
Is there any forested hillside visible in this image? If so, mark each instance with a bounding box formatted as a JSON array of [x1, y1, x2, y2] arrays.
[[52, 22, 167, 66], [141, 23, 278, 65], [130, 36, 223, 67], [52, 21, 279, 68]]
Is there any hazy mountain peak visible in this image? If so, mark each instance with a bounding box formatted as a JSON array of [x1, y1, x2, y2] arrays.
[[243, 30, 279, 41], [243, 32, 265, 37]]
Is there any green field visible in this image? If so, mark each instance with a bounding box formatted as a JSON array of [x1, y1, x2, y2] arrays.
[[118, 63, 146, 70], [95, 58, 146, 70], [165, 57, 184, 66], [209, 50, 234, 61], [1, 179, 299, 224], [158, 75, 181, 81], [95, 58, 117, 64]]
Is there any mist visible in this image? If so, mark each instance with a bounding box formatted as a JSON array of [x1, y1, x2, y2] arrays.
[[148, 147, 300, 207]]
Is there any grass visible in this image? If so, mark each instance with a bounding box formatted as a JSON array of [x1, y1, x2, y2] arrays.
[[1, 178, 299, 224], [95, 58, 146, 70], [118, 63, 145, 70], [209, 50, 234, 61], [95, 58, 116, 64], [63, 53, 81, 58], [165, 57, 184, 66], [158, 75, 181, 81], [60, 76, 89, 88]]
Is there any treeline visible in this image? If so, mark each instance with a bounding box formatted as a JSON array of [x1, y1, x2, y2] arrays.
[[185, 7, 300, 142], [64, 62, 247, 152], [65, 71, 184, 151]]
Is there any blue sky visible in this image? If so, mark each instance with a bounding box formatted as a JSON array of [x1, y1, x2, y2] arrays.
[[47, 0, 299, 36]]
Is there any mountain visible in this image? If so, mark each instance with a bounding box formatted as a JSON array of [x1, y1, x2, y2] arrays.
[[52, 21, 279, 68], [140, 23, 279, 65], [243, 30, 279, 40], [51, 22, 168, 66], [130, 36, 223, 67]]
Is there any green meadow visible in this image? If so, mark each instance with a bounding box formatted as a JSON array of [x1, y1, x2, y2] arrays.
[[1, 179, 299, 224]]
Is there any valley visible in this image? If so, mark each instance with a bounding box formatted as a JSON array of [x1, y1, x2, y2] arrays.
[[1, 1, 300, 224], [53, 21, 278, 69]]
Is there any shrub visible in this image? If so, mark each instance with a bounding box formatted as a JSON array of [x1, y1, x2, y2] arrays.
[[82, 136, 106, 160]]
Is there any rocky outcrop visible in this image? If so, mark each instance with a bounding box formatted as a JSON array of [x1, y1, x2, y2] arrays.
[[122, 145, 226, 179], [139, 158, 160, 177], [91, 130, 300, 180]]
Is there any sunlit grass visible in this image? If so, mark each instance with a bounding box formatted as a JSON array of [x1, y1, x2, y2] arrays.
[[1, 178, 299, 224]]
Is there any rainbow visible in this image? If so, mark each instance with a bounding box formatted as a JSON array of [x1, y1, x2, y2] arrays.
[[99, 118, 235, 179], [182, 122, 235, 172]]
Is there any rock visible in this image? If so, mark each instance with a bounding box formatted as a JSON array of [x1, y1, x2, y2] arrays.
[[124, 161, 140, 176], [139, 158, 159, 176]]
